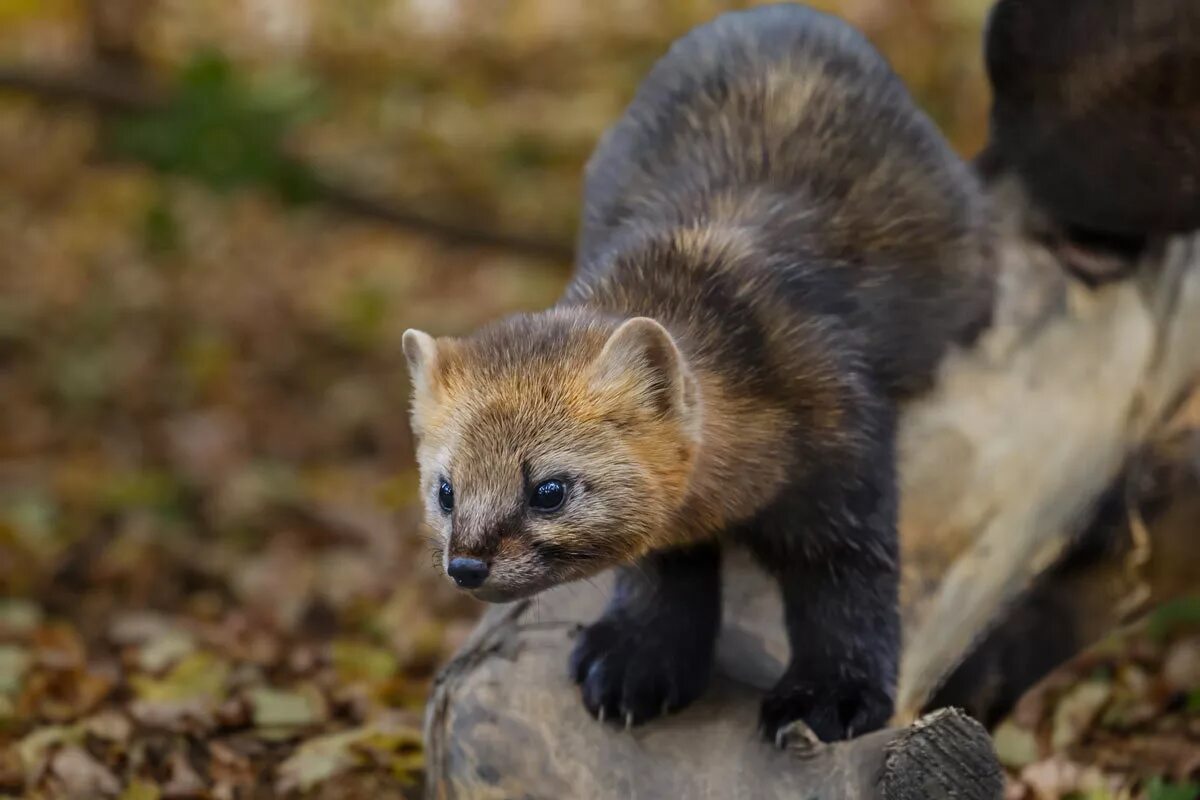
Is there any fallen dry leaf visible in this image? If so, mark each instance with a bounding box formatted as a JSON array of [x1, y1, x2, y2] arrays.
[[48, 745, 121, 798], [994, 720, 1041, 770], [137, 630, 197, 675], [1051, 681, 1113, 750], [161, 749, 206, 799], [119, 778, 162, 800], [276, 728, 367, 793], [1020, 755, 1111, 800], [1163, 637, 1200, 694], [17, 724, 84, 784], [82, 710, 133, 743], [248, 685, 326, 729]]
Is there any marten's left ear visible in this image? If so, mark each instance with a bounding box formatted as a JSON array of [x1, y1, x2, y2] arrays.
[[590, 317, 700, 437], [402, 329, 442, 434], [403, 329, 439, 388]]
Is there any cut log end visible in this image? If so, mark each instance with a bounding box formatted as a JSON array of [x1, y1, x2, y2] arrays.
[[879, 709, 1004, 800]]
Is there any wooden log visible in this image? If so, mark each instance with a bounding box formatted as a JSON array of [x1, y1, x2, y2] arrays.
[[424, 177, 1200, 798], [426, 587, 1002, 800]]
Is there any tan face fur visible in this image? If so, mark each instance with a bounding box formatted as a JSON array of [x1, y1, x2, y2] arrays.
[[403, 312, 702, 602]]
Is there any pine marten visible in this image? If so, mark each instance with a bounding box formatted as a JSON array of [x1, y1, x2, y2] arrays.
[[403, 3, 993, 743]]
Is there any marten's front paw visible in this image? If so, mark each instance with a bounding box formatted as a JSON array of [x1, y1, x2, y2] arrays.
[[569, 616, 712, 728], [759, 673, 892, 745]]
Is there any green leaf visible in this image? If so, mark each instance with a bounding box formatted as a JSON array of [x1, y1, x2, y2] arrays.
[[334, 282, 392, 348], [0, 645, 30, 695], [100, 469, 185, 517], [1145, 777, 1200, 800], [1148, 597, 1200, 640], [107, 52, 322, 204], [2, 491, 58, 548], [142, 197, 181, 255]]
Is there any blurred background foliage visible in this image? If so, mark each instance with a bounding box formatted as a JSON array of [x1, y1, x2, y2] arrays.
[[0, 1, 1195, 798]]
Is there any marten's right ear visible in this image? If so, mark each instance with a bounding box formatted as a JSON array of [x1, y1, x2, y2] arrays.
[[590, 318, 700, 439], [403, 329, 441, 403]]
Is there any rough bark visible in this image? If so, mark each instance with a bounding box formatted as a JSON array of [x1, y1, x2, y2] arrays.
[[424, 177, 1200, 799]]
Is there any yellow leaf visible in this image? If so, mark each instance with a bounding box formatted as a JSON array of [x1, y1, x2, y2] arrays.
[[277, 728, 370, 793], [131, 651, 229, 702], [331, 641, 397, 684], [249, 687, 322, 729], [119, 778, 161, 800]]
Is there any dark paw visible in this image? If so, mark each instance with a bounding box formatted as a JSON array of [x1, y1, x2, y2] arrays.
[[759, 674, 893, 745], [569, 616, 712, 728]]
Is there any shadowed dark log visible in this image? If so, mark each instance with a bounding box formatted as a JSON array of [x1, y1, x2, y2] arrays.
[[985, 0, 1200, 235]]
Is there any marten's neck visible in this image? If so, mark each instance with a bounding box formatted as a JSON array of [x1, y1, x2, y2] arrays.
[[556, 221, 835, 544], [664, 364, 793, 544]]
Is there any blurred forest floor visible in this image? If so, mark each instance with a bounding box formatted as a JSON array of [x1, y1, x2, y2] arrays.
[[0, 1, 1196, 798]]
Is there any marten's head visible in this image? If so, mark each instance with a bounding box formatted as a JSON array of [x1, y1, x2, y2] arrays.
[[403, 310, 701, 602]]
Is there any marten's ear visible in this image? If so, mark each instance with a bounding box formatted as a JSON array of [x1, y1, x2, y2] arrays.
[[403, 328, 441, 401], [590, 317, 699, 436], [984, 0, 1200, 235]]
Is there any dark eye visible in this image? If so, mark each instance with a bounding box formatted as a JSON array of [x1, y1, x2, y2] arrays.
[[530, 479, 567, 512], [437, 480, 454, 513]]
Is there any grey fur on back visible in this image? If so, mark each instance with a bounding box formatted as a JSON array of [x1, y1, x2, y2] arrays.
[[574, 3, 991, 394]]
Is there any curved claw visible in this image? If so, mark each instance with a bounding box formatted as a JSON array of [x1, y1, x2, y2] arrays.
[[775, 720, 823, 756]]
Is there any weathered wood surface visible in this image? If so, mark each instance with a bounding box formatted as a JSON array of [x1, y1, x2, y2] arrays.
[[425, 572, 1002, 800], [424, 176, 1200, 799], [933, 418, 1200, 724]]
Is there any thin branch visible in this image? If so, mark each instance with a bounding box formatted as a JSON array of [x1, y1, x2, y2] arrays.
[[309, 174, 575, 261], [0, 63, 161, 111], [0, 63, 575, 262]]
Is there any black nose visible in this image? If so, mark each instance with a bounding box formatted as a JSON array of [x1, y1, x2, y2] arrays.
[[447, 557, 490, 589]]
